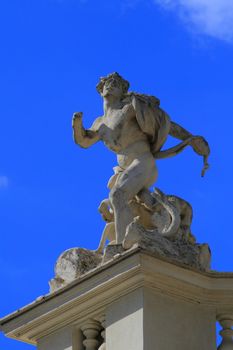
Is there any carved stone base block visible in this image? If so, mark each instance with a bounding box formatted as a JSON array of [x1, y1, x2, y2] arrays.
[[49, 248, 102, 292], [123, 219, 211, 271], [102, 244, 125, 263], [1, 248, 233, 350], [106, 288, 216, 350]]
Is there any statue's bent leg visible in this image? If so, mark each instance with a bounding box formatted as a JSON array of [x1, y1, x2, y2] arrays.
[[110, 186, 133, 243], [109, 155, 157, 244]]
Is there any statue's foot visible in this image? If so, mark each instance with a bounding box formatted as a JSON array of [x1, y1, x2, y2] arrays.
[[102, 243, 125, 263], [137, 189, 155, 210], [123, 217, 142, 250]]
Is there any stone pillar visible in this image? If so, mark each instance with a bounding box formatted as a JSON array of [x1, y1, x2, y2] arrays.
[[1, 250, 233, 350], [81, 319, 101, 350], [97, 316, 106, 350], [73, 327, 84, 350], [143, 287, 216, 350], [217, 314, 233, 350], [106, 287, 216, 350], [106, 289, 144, 350]]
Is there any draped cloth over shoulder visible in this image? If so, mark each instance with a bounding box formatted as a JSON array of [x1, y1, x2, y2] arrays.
[[130, 93, 210, 177], [131, 93, 171, 155]]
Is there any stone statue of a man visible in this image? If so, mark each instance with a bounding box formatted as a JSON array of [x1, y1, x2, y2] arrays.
[[72, 72, 210, 245]]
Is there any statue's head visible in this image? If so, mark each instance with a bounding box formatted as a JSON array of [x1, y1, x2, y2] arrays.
[[96, 72, 129, 99]]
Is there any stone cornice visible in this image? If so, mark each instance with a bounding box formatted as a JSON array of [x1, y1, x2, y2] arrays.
[[1, 247, 233, 345]]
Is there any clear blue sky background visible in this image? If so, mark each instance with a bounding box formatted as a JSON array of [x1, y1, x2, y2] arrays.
[[0, 0, 233, 348]]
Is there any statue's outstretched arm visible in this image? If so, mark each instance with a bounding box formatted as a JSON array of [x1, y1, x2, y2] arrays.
[[168, 121, 210, 176], [72, 112, 101, 148], [169, 121, 192, 141]]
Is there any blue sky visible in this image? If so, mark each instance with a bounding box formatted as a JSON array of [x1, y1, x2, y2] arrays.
[[0, 0, 233, 348]]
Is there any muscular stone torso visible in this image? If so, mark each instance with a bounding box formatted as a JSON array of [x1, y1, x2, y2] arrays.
[[97, 103, 150, 168]]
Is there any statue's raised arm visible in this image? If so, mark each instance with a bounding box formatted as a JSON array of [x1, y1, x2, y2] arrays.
[[72, 112, 101, 148], [72, 73, 211, 271]]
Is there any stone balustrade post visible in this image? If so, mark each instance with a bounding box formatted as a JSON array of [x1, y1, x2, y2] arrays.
[[81, 319, 102, 350], [1, 250, 228, 350], [98, 316, 106, 350], [217, 314, 233, 350]]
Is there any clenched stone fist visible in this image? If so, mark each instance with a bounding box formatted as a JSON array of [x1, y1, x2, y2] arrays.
[[72, 112, 83, 128]]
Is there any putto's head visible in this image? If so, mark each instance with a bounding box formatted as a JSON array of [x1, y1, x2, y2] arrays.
[[96, 72, 129, 99]]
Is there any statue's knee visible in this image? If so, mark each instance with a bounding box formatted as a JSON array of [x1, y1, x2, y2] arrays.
[[110, 188, 125, 207]]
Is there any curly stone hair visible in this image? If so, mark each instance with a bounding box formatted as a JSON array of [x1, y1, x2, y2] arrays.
[[96, 72, 130, 95]]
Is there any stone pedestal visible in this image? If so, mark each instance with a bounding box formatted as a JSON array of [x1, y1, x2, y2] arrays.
[[1, 247, 233, 349]]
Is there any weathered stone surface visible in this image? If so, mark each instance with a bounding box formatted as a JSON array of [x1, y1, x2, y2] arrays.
[[49, 229, 210, 292], [102, 244, 125, 263], [49, 72, 211, 291], [97, 188, 197, 255], [123, 219, 211, 271], [49, 248, 102, 292], [72, 72, 210, 248], [4, 248, 230, 349]]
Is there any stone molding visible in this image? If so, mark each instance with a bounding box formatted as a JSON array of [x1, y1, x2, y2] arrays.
[[1, 247, 233, 345]]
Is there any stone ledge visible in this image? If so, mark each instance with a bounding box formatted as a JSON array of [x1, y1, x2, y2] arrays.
[[1, 247, 233, 345]]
